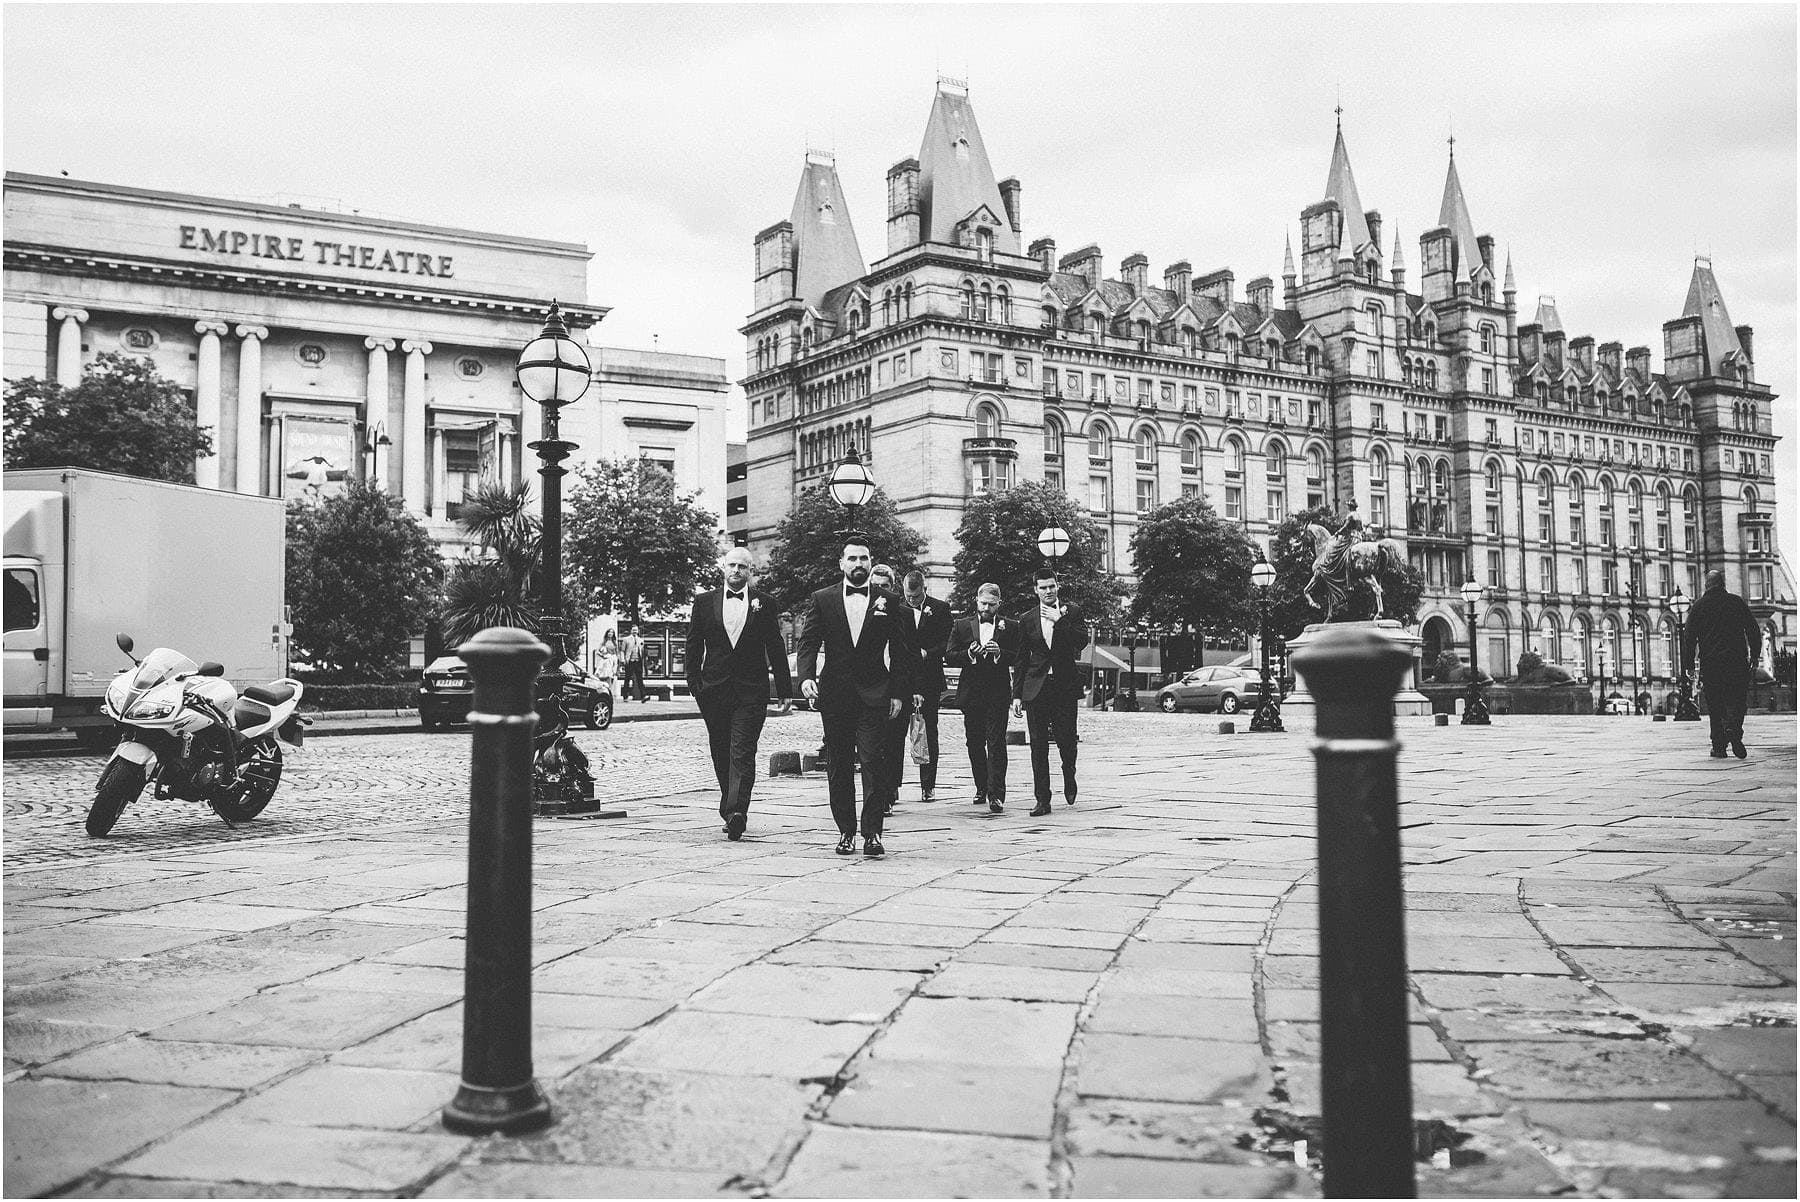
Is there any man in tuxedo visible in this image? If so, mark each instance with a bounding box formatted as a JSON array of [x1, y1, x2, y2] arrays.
[[946, 582, 1018, 814], [868, 563, 903, 816], [797, 540, 921, 857], [892, 569, 952, 803], [1012, 566, 1090, 816], [686, 547, 793, 841]]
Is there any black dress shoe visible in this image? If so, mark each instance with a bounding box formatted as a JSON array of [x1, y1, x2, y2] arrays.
[[921, 788, 936, 802], [1732, 740, 1748, 759], [726, 813, 747, 841], [973, 794, 988, 806], [835, 834, 857, 855], [1030, 802, 1052, 817], [1064, 793, 1076, 806], [863, 835, 885, 857], [1711, 747, 1728, 759], [988, 797, 1004, 814]]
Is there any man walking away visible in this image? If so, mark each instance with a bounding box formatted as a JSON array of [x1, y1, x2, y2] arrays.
[[797, 540, 919, 857], [897, 569, 952, 802], [619, 626, 647, 702], [1683, 568, 1763, 759], [686, 548, 793, 841], [1013, 567, 1089, 817], [947, 582, 1018, 813]]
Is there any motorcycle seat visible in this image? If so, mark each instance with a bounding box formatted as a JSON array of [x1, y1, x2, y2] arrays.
[[243, 683, 297, 706], [232, 699, 269, 730]]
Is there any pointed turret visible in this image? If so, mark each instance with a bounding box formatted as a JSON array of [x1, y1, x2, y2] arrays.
[[1438, 142, 1483, 282], [1323, 122, 1374, 258], [916, 79, 1020, 255], [1282, 231, 1297, 306], [1533, 295, 1563, 335], [1390, 230, 1406, 288], [788, 150, 866, 314], [1680, 256, 1746, 376], [1502, 248, 1516, 296]]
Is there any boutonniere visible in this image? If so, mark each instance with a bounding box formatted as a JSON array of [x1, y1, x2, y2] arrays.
[[872, 596, 888, 615], [996, 619, 1007, 631], [750, 598, 762, 612]]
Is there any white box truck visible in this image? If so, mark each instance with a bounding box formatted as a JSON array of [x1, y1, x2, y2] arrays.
[[4, 469, 286, 741]]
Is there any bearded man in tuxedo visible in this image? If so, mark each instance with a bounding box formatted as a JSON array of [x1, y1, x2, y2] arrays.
[[686, 547, 792, 841], [796, 540, 920, 857], [946, 581, 1018, 813]]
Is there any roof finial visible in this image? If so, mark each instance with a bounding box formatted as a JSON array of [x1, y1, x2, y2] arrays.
[[1334, 88, 1343, 131], [1448, 114, 1455, 159]]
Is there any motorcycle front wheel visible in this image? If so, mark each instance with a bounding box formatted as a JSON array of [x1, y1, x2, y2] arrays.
[[213, 737, 282, 823], [86, 758, 146, 837]]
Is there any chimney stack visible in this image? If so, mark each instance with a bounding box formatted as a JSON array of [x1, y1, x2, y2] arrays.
[[1028, 237, 1057, 273], [1121, 252, 1149, 294], [1164, 260, 1192, 300], [1059, 244, 1103, 288], [1247, 276, 1274, 312], [998, 178, 1023, 236]]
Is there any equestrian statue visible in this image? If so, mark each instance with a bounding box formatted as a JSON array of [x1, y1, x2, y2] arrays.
[[1301, 502, 1410, 623]]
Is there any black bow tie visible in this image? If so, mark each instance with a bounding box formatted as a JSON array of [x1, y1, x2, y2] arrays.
[[727, 591, 746, 601], [845, 586, 869, 597]]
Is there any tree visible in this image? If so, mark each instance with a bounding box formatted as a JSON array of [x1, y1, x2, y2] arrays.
[[4, 352, 213, 482], [949, 482, 1122, 621], [1265, 503, 1426, 640], [1127, 495, 1257, 642], [439, 480, 540, 649], [286, 482, 442, 676], [759, 485, 926, 617], [564, 456, 722, 624]]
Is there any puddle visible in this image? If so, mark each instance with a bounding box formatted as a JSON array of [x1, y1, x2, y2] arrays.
[[1238, 1106, 1487, 1171]]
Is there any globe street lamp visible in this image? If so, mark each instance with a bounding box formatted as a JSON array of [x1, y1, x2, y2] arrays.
[[1249, 560, 1284, 732], [515, 300, 593, 810], [1460, 578, 1491, 725], [1669, 588, 1701, 722], [827, 446, 876, 535], [1037, 526, 1071, 562]]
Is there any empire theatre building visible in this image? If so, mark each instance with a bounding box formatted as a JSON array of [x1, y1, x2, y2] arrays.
[[2, 172, 613, 538]]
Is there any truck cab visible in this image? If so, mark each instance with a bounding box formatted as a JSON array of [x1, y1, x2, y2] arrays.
[[4, 491, 62, 729]]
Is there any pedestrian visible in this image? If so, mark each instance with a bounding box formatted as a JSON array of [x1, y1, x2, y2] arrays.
[[868, 563, 905, 816], [592, 630, 619, 695], [686, 548, 794, 841], [894, 569, 952, 803], [619, 625, 647, 702], [947, 581, 1018, 813], [797, 539, 919, 857], [1013, 566, 1089, 817], [1682, 568, 1763, 759]]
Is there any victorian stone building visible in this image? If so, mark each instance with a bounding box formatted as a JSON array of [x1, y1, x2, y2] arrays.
[[737, 81, 1792, 681]]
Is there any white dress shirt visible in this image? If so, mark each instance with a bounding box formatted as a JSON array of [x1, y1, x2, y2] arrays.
[[723, 589, 748, 646], [844, 584, 870, 645]]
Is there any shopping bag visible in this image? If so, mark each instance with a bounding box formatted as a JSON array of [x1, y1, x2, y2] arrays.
[[907, 710, 930, 764]]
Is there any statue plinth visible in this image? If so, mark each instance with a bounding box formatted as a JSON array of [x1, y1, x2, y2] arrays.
[[1282, 620, 1433, 725]]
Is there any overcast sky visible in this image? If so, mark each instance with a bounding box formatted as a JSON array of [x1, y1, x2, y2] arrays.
[[6, 2, 1794, 552]]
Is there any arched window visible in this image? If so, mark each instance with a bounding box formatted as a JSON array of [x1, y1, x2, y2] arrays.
[[1135, 426, 1156, 467], [882, 289, 893, 326], [1180, 432, 1202, 471], [1485, 460, 1502, 494], [1306, 446, 1325, 483], [1426, 361, 1440, 390], [1266, 440, 1287, 479], [1088, 423, 1109, 461], [1183, 328, 1198, 355], [997, 285, 1011, 324], [902, 282, 915, 317], [1599, 477, 1615, 510], [979, 283, 993, 321], [1433, 460, 1450, 496], [1628, 480, 1642, 513], [1041, 305, 1058, 329], [1744, 487, 1761, 514], [1573, 615, 1593, 675], [1370, 445, 1388, 484], [1536, 470, 1553, 507], [1538, 613, 1560, 665], [1087, 312, 1104, 336], [1480, 324, 1495, 354], [1135, 320, 1152, 345], [1226, 437, 1246, 475], [975, 403, 1002, 440], [960, 281, 975, 320]]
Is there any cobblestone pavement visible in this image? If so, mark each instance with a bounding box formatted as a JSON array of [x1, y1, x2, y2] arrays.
[[3, 711, 1794, 1198]]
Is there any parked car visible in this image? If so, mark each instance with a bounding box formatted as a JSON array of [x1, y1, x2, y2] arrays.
[[1154, 666, 1269, 714], [418, 656, 613, 730]]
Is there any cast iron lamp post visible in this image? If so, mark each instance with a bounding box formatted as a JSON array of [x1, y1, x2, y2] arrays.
[[1624, 551, 1644, 713], [1460, 578, 1491, 725], [828, 446, 876, 535], [515, 301, 593, 809], [1249, 560, 1284, 732], [1669, 588, 1701, 721], [361, 420, 392, 488], [1118, 622, 1145, 712]]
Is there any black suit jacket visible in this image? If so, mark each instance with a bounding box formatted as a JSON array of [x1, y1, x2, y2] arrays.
[[898, 596, 953, 696], [1683, 585, 1763, 685], [1013, 603, 1090, 703], [796, 584, 917, 712], [685, 587, 793, 706], [947, 613, 1020, 708]]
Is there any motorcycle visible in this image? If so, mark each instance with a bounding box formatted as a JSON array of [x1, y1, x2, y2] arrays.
[[86, 633, 307, 837], [531, 671, 596, 809]]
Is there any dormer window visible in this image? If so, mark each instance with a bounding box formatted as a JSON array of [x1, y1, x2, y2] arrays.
[[976, 227, 993, 261]]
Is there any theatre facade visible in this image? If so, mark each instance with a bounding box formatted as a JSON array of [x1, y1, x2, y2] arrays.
[[2, 172, 629, 547]]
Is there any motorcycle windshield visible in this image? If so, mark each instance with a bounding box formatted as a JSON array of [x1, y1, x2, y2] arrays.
[[129, 648, 200, 691]]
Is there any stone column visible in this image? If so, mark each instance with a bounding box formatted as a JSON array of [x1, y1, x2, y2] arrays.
[[194, 320, 230, 488], [365, 337, 396, 489], [234, 325, 268, 494], [431, 427, 448, 522], [498, 432, 514, 489], [52, 307, 88, 387], [402, 339, 433, 512], [519, 397, 542, 495]]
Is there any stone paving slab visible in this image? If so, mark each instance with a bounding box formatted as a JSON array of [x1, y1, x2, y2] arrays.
[[3, 713, 1794, 1197]]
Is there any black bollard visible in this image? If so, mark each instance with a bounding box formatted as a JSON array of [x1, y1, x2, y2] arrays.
[[1292, 627, 1415, 1198], [443, 627, 553, 1136]]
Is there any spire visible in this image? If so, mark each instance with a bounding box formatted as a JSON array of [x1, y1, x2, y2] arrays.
[[1391, 230, 1405, 271], [1323, 120, 1373, 258], [1437, 144, 1483, 282], [916, 79, 1020, 255], [788, 149, 866, 313], [1681, 256, 1745, 376], [1533, 295, 1563, 334], [1282, 231, 1296, 278], [1503, 248, 1516, 294]]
